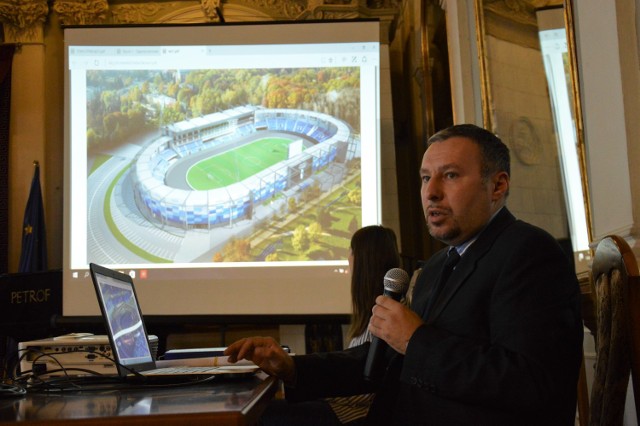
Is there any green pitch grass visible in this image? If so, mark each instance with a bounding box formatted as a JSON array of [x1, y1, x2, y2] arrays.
[[187, 137, 295, 190]]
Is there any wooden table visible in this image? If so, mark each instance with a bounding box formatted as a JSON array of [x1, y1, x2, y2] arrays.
[[0, 373, 278, 425]]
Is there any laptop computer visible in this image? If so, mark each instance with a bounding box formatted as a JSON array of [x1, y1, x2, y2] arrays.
[[88, 263, 258, 382]]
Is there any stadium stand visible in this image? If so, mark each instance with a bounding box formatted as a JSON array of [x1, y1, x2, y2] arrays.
[[132, 106, 358, 229]]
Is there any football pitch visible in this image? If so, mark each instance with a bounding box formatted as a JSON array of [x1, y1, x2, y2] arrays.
[[186, 137, 296, 190]]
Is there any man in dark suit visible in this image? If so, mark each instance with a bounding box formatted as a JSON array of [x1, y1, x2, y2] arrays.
[[225, 124, 583, 425]]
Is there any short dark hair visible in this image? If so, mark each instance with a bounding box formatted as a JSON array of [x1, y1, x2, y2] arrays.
[[427, 124, 510, 180]]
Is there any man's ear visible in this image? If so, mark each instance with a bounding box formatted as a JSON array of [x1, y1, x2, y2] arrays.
[[491, 172, 510, 200]]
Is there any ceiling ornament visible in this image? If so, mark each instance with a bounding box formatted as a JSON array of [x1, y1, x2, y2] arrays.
[[200, 0, 222, 22], [0, 0, 48, 43], [233, 0, 305, 19], [111, 3, 165, 24], [52, 0, 109, 26], [0, 0, 401, 45]]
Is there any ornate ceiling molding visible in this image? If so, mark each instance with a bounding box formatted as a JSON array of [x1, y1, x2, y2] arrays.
[[0, 0, 48, 43], [110, 2, 167, 24], [52, 0, 109, 26], [233, 0, 305, 19], [0, 0, 401, 45], [200, 0, 222, 22]]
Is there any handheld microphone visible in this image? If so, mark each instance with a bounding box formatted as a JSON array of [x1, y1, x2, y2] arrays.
[[363, 267, 410, 382]]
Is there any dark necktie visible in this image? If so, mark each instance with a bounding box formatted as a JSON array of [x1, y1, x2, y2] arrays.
[[425, 248, 461, 315]]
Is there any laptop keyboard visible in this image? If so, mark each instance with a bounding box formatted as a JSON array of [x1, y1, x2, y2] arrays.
[[143, 366, 220, 375]]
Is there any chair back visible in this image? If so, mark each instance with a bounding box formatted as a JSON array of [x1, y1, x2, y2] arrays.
[[590, 235, 640, 425]]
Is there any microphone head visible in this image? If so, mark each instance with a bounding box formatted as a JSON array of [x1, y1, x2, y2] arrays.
[[383, 268, 409, 295]]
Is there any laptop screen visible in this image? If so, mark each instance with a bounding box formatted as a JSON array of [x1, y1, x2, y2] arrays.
[[92, 269, 154, 367]]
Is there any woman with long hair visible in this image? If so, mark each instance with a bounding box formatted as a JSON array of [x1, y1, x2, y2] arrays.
[[346, 225, 401, 344], [325, 225, 401, 424], [258, 225, 401, 426]]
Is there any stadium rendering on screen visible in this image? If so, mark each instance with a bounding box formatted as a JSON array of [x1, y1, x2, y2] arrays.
[[63, 21, 384, 316]]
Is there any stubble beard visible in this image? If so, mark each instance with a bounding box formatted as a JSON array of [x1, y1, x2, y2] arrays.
[[427, 219, 461, 246]]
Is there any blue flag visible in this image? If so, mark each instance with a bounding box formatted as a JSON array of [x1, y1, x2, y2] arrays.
[[18, 162, 47, 273]]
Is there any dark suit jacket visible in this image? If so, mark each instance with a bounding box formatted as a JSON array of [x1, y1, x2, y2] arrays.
[[287, 208, 583, 425]]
